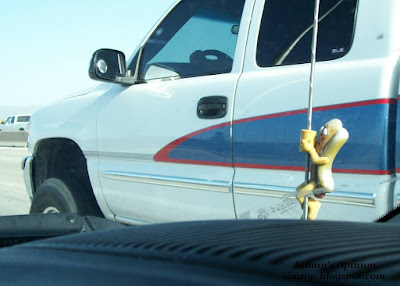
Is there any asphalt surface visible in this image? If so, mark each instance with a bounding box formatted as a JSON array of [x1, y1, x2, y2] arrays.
[[0, 131, 28, 147], [0, 147, 31, 216]]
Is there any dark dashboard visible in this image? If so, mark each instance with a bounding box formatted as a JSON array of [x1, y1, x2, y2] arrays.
[[0, 214, 399, 285]]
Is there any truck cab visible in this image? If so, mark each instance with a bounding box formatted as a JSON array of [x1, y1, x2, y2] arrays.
[[23, 0, 400, 224]]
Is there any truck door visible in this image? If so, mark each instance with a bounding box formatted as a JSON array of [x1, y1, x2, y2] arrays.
[[95, 0, 253, 224], [232, 0, 394, 222], [2, 116, 15, 132], [0, 117, 11, 131]]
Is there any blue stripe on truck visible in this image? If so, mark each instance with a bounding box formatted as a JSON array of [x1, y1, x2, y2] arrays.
[[155, 99, 396, 174]]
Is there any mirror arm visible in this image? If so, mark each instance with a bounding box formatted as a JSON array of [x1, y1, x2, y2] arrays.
[[117, 53, 126, 75], [133, 45, 144, 81], [115, 75, 137, 85], [115, 45, 145, 85]]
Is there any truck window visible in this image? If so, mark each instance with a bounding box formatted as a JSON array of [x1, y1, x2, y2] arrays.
[[136, 0, 245, 81], [256, 0, 358, 67], [11, 117, 15, 124], [16, 116, 30, 122]]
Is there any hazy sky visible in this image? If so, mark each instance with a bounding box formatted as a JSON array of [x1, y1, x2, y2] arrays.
[[0, 0, 176, 110]]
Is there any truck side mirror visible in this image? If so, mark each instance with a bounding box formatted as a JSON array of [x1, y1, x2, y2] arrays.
[[89, 49, 127, 82]]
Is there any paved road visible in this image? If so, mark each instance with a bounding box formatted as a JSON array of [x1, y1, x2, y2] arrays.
[[0, 131, 28, 147], [0, 147, 31, 216]]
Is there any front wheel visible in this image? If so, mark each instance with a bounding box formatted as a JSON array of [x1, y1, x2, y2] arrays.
[[30, 178, 103, 216]]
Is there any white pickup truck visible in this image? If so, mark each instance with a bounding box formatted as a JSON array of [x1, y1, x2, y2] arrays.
[[22, 0, 400, 224], [0, 114, 31, 132]]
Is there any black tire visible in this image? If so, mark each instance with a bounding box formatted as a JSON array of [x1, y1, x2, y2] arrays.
[[30, 178, 103, 216]]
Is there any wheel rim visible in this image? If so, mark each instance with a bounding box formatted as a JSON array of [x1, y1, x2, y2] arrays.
[[43, 206, 60, 214]]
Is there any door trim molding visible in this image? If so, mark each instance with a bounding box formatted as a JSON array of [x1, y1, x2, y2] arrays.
[[102, 171, 231, 193], [234, 182, 375, 207]]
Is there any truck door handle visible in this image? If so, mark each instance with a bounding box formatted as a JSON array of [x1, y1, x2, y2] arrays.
[[197, 96, 228, 119]]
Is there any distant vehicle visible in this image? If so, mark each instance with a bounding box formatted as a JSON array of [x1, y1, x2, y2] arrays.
[[0, 114, 31, 132]]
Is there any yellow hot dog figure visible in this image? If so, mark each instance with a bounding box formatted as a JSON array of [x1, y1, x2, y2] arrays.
[[297, 119, 349, 220]]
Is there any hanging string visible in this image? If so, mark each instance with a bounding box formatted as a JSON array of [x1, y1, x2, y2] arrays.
[[303, 0, 321, 220]]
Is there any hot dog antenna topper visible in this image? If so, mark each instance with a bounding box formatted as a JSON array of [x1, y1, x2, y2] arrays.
[[297, 0, 349, 220]]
